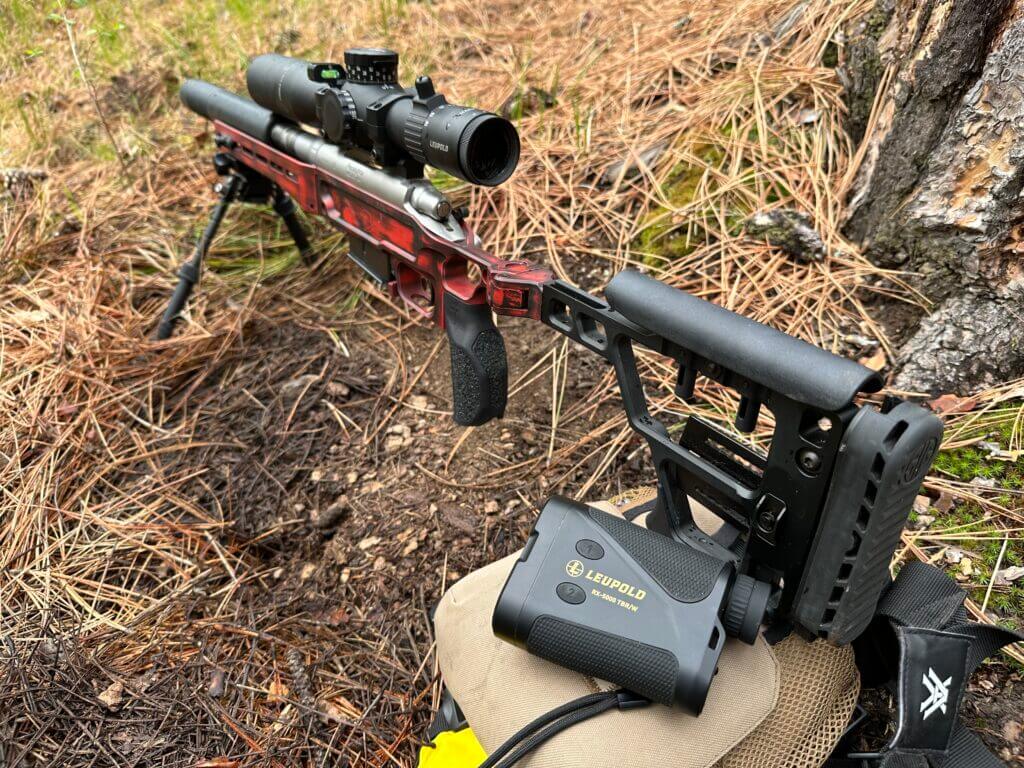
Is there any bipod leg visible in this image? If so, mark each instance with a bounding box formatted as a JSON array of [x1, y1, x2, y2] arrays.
[[156, 173, 244, 340], [271, 186, 315, 265]]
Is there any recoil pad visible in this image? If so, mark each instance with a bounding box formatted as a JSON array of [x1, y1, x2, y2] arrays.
[[443, 292, 508, 426]]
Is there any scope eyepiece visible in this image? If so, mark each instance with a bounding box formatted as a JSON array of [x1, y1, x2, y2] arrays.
[[245, 50, 520, 187]]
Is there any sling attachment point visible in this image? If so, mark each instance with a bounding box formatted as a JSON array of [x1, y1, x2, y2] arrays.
[[830, 561, 1022, 768]]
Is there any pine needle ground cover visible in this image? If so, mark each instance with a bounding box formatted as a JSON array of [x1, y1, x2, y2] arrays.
[[1, 0, 1021, 765]]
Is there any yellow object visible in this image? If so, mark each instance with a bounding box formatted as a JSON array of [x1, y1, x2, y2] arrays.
[[417, 728, 487, 768]]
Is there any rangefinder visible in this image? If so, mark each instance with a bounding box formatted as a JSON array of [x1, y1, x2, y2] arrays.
[[493, 497, 770, 714]]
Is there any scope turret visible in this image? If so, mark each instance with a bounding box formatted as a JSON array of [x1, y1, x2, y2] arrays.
[[245, 51, 520, 186]]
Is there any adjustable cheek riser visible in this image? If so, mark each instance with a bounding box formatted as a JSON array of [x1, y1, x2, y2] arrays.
[[493, 497, 735, 715]]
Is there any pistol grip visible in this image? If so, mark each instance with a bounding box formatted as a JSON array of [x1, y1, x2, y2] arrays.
[[443, 292, 508, 426]]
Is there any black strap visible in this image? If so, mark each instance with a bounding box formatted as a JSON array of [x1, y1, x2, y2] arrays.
[[832, 562, 1022, 768], [477, 689, 649, 768]]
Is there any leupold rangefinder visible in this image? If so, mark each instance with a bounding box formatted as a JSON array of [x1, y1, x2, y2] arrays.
[[493, 271, 943, 713], [493, 497, 770, 714]]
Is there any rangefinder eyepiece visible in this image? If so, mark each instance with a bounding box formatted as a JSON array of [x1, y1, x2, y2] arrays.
[[245, 50, 520, 186]]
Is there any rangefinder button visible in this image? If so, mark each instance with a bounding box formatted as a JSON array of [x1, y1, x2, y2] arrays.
[[556, 582, 586, 605], [575, 539, 604, 560]]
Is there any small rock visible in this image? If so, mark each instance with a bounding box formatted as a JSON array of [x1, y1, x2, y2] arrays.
[[970, 476, 997, 489], [934, 492, 955, 515], [208, 669, 226, 698], [37, 638, 59, 664], [745, 209, 826, 262], [409, 395, 429, 410], [384, 435, 405, 453], [402, 539, 419, 556], [373, 555, 387, 570], [995, 565, 1024, 585], [358, 536, 382, 551], [959, 558, 974, 578], [977, 441, 1001, 455], [914, 514, 935, 528], [299, 563, 316, 581], [442, 506, 477, 534], [326, 381, 350, 398], [97, 680, 125, 711], [945, 547, 964, 564], [1002, 720, 1021, 743], [913, 495, 932, 515]]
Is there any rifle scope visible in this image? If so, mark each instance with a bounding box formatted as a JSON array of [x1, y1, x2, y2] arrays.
[[246, 49, 520, 186]]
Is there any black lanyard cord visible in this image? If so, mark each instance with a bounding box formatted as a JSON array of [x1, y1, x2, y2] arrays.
[[479, 689, 650, 768]]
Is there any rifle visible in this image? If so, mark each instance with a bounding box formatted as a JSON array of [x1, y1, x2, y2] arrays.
[[166, 48, 943, 712]]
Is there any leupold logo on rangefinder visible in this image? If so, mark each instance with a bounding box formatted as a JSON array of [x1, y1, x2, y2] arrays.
[[566, 559, 647, 601]]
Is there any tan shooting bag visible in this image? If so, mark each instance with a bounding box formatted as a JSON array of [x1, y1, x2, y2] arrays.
[[434, 489, 860, 768]]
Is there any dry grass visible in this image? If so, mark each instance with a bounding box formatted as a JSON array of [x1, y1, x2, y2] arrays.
[[1, 0, 1021, 765]]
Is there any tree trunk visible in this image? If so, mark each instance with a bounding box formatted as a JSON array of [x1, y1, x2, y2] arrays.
[[840, 0, 1024, 394]]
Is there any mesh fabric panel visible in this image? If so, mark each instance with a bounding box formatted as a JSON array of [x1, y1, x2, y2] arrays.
[[718, 634, 859, 768]]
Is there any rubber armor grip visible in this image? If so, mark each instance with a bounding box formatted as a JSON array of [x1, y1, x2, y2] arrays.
[[443, 292, 508, 426], [588, 508, 722, 603], [528, 616, 679, 705]]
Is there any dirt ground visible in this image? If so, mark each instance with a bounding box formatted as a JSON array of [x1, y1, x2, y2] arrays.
[[169, 298, 658, 763], [3, 285, 656, 767], [37, 297, 1024, 766], [168, 307, 1024, 766]]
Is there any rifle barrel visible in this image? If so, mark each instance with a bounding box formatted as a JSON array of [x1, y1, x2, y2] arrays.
[[180, 79, 454, 223], [180, 79, 277, 143], [268, 123, 453, 222]]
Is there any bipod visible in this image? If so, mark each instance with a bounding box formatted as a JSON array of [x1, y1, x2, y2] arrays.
[[155, 148, 314, 340]]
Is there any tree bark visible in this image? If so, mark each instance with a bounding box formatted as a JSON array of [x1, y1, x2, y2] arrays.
[[840, 0, 1024, 394]]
